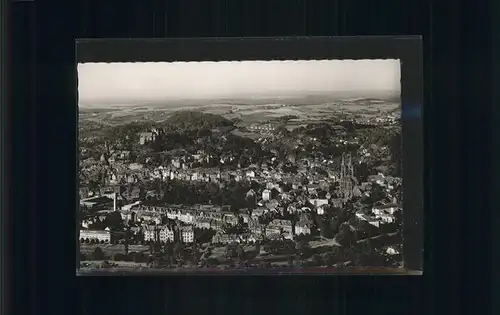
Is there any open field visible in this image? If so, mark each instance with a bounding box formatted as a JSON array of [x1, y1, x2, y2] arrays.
[[80, 244, 150, 255], [309, 237, 341, 248], [79, 100, 400, 129]]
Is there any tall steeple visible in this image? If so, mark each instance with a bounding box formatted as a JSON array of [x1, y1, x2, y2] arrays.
[[348, 154, 354, 177], [341, 153, 345, 179]]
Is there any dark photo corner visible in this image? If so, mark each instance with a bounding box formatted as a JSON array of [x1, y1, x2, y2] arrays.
[[6, 0, 496, 315]]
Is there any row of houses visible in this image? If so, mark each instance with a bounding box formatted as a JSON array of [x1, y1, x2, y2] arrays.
[[142, 225, 194, 243], [133, 205, 240, 220], [355, 203, 402, 227], [124, 199, 316, 233], [79, 229, 112, 243], [248, 124, 278, 132], [212, 232, 264, 244]]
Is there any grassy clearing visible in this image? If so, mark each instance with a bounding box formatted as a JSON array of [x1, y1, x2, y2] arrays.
[[79, 244, 150, 255]]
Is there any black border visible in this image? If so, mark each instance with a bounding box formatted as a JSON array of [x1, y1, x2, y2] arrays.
[[76, 36, 424, 274], [492, 2, 500, 313], [0, 0, 9, 310], [12, 1, 36, 313]]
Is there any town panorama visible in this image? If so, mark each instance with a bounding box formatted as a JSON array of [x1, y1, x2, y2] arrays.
[[77, 60, 403, 272]]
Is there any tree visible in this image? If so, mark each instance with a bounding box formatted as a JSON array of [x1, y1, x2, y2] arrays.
[[88, 180, 101, 196], [104, 211, 124, 231], [336, 227, 356, 248], [236, 245, 245, 260], [331, 246, 343, 259], [138, 184, 146, 200], [92, 247, 105, 260], [293, 255, 303, 268], [389, 132, 402, 176], [275, 125, 289, 137], [133, 252, 145, 263], [322, 252, 335, 267], [328, 217, 341, 235], [315, 216, 332, 238], [312, 254, 323, 266], [174, 242, 184, 260], [394, 210, 403, 229], [294, 239, 311, 257], [346, 246, 363, 266], [360, 239, 373, 255], [127, 182, 134, 196], [112, 253, 122, 261], [370, 183, 386, 204], [225, 245, 237, 259]]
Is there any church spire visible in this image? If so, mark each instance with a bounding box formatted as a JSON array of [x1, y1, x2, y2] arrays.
[[348, 153, 354, 177], [341, 153, 345, 179]]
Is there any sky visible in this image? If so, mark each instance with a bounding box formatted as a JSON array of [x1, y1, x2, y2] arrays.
[[78, 60, 401, 105]]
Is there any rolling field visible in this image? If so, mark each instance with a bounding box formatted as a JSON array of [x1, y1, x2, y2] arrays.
[[80, 244, 150, 255], [79, 100, 400, 129]]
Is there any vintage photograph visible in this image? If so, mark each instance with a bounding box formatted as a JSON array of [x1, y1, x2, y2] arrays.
[[78, 59, 404, 272]]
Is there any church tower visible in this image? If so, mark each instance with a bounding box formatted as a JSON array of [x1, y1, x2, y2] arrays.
[[101, 140, 110, 165], [340, 153, 346, 179], [348, 154, 354, 177], [339, 152, 354, 199]]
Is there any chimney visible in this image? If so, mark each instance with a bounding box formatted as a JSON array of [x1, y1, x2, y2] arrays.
[[113, 192, 117, 211]]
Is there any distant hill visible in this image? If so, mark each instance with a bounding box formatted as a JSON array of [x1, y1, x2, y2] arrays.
[[163, 111, 234, 130], [78, 90, 400, 109]]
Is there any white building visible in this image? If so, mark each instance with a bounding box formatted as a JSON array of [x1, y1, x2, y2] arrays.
[[166, 211, 177, 220], [386, 246, 400, 255], [120, 211, 136, 224], [240, 214, 250, 224], [181, 226, 194, 243], [122, 201, 142, 211], [309, 199, 329, 208], [266, 182, 276, 190], [143, 225, 157, 242], [317, 206, 325, 215], [377, 213, 396, 223], [194, 218, 212, 229], [139, 131, 156, 145], [128, 163, 143, 171], [262, 189, 271, 201], [355, 211, 381, 227], [295, 222, 311, 235], [372, 204, 402, 216], [246, 189, 256, 198], [171, 159, 181, 169], [159, 226, 175, 243], [178, 212, 194, 224], [372, 204, 402, 224], [80, 229, 111, 243]]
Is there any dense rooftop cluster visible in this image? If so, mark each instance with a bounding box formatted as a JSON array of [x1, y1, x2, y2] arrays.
[[79, 109, 402, 270]]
